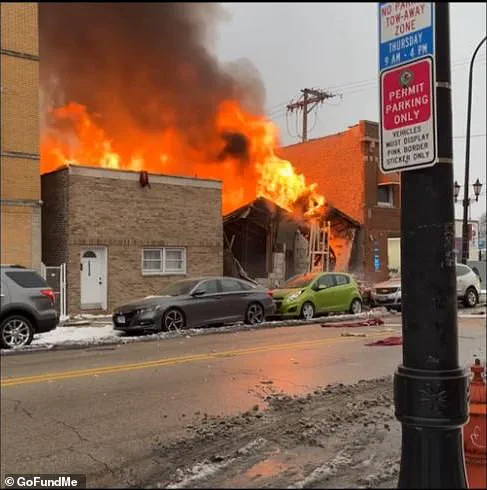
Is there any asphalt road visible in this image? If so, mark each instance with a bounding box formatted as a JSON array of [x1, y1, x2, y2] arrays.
[[1, 316, 485, 488]]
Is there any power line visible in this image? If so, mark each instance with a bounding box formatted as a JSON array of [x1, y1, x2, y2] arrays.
[[265, 54, 486, 118], [286, 88, 338, 142]]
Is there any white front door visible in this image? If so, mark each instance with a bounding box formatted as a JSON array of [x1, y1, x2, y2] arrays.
[[80, 248, 107, 310]]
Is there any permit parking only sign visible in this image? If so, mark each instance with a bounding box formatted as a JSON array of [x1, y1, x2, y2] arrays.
[[378, 2, 437, 173]]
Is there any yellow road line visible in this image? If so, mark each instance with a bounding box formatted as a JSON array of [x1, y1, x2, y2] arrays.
[[1, 332, 388, 388]]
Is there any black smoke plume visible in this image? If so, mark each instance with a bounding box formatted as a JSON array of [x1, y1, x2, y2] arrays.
[[39, 3, 265, 157]]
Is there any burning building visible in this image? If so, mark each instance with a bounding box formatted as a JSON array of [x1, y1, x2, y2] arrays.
[[36, 4, 387, 316], [278, 121, 401, 283], [223, 197, 361, 287]]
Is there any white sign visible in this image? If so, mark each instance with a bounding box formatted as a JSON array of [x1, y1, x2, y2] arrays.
[[379, 57, 437, 173], [378, 2, 437, 173], [379, 2, 434, 70]]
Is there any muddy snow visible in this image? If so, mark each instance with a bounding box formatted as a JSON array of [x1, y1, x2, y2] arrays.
[[88, 376, 400, 488]]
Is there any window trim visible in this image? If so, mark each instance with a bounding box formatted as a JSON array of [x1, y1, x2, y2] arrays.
[[141, 247, 187, 276], [377, 184, 394, 207]]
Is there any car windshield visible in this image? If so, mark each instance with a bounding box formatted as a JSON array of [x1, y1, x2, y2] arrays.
[[281, 273, 318, 289], [161, 279, 200, 296]]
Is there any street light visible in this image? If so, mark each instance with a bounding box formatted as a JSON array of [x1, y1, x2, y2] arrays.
[[454, 181, 461, 202], [473, 178, 482, 202], [462, 34, 487, 264]]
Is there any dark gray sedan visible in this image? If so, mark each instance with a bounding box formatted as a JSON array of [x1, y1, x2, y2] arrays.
[[112, 276, 275, 333]]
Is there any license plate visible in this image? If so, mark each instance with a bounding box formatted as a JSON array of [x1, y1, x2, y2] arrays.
[[117, 315, 126, 324]]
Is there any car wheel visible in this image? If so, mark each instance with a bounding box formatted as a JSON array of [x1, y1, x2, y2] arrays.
[[0, 315, 35, 349], [464, 287, 478, 308], [349, 298, 362, 315], [301, 302, 315, 320], [163, 308, 186, 332], [245, 303, 265, 325]]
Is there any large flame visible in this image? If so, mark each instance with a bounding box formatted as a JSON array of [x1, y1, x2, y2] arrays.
[[41, 100, 325, 217]]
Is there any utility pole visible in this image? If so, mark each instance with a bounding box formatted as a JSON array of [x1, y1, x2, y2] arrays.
[[395, 3, 469, 488], [286, 88, 337, 142]]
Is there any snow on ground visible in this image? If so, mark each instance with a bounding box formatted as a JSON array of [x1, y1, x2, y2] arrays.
[[32, 325, 119, 346], [1, 312, 384, 355], [1, 306, 484, 356]]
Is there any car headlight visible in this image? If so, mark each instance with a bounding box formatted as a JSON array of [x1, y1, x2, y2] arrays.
[[138, 305, 161, 314], [287, 290, 303, 302]]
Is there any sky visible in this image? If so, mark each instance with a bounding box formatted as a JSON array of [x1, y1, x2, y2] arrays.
[[214, 2, 486, 221]]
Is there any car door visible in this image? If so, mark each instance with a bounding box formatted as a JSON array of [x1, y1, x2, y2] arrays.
[[333, 274, 354, 311], [456, 265, 470, 297], [185, 279, 223, 326], [219, 278, 249, 322], [313, 274, 337, 313]]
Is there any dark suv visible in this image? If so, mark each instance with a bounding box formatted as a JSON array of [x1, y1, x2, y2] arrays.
[[0, 265, 59, 349]]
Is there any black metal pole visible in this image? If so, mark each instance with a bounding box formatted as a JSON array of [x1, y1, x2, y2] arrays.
[[461, 35, 487, 264], [394, 4, 469, 488]]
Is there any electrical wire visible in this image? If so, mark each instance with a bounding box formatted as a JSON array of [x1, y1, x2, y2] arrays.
[[267, 54, 486, 118], [285, 110, 298, 139]]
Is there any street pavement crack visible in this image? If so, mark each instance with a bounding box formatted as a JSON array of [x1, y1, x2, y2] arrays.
[[66, 447, 116, 476], [54, 418, 90, 443], [84, 451, 115, 475], [11, 399, 34, 419]]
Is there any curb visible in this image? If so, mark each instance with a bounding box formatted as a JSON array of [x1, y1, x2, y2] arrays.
[[1, 311, 383, 357]]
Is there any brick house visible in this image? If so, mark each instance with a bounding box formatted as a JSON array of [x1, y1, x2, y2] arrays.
[[277, 120, 400, 283], [1, 3, 42, 269], [42, 165, 223, 314]]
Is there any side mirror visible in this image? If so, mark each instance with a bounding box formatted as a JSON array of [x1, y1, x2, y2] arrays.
[[312, 283, 320, 291], [192, 290, 205, 297]]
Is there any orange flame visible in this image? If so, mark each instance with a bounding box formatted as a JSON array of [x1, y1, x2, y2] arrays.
[[41, 100, 325, 217]]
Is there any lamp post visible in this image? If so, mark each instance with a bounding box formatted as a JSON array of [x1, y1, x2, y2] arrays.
[[395, 4, 469, 488], [461, 35, 487, 264], [473, 178, 483, 202], [455, 180, 484, 259]]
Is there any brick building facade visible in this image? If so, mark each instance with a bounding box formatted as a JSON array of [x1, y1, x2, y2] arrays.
[[278, 120, 400, 283], [1, 3, 41, 269], [42, 166, 223, 314]]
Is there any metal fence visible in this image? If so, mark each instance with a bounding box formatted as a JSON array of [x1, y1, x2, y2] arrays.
[[40, 263, 67, 320]]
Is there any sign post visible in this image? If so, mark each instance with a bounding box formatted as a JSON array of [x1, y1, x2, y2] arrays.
[[379, 3, 469, 488]]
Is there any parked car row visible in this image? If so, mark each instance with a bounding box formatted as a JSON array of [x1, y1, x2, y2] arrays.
[[371, 263, 482, 310], [112, 272, 364, 334], [2, 262, 481, 349]]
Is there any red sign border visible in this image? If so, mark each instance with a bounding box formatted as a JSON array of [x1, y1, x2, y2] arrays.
[[379, 55, 437, 174]]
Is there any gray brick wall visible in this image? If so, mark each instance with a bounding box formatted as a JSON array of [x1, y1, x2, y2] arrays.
[[43, 168, 223, 314]]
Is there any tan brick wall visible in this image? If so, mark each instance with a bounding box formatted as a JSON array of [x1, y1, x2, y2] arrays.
[[31, 205, 41, 270], [0, 55, 40, 154], [1, 156, 40, 200], [0, 205, 32, 267], [0, 3, 41, 270], [0, 3, 38, 55], [42, 169, 223, 313]]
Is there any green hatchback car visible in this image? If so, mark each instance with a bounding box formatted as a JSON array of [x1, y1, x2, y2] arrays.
[[271, 272, 363, 319]]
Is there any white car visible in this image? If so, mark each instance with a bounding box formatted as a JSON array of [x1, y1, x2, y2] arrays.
[[456, 264, 482, 307], [371, 264, 482, 310]]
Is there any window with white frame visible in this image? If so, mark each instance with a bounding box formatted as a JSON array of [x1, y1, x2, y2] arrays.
[[142, 247, 186, 275]]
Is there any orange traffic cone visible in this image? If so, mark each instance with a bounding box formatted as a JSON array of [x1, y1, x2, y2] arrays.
[[463, 358, 486, 489]]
